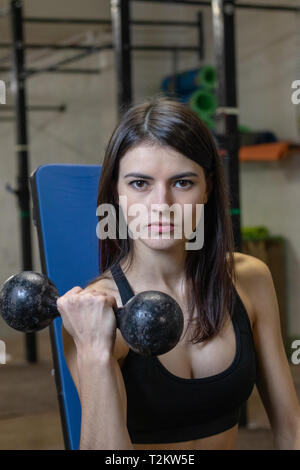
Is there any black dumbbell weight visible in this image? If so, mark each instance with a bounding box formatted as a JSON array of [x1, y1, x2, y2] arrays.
[[0, 271, 184, 356]]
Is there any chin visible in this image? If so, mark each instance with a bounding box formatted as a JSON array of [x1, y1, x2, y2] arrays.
[[137, 235, 186, 251]]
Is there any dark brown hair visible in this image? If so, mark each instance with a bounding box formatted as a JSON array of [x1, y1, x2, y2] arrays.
[[87, 94, 237, 343]]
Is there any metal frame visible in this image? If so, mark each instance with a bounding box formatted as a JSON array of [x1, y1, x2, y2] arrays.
[[134, 0, 299, 12], [24, 16, 202, 27], [0, 104, 66, 112], [0, 2, 205, 79], [212, 0, 241, 250], [0, 104, 66, 123], [111, 0, 132, 114], [10, 0, 36, 362], [211, 0, 244, 426]]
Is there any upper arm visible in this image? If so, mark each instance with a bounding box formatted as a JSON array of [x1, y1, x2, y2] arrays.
[[245, 256, 300, 433], [62, 324, 129, 423]]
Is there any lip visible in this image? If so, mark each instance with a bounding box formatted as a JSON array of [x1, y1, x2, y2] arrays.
[[148, 224, 174, 227], [148, 224, 175, 233]]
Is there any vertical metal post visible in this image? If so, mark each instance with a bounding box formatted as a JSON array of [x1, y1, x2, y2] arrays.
[[197, 11, 204, 61], [211, 0, 246, 425], [110, 0, 133, 117], [212, 0, 241, 250], [10, 0, 37, 362], [171, 49, 179, 95]]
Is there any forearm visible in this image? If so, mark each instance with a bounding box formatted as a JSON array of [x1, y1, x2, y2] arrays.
[[77, 348, 134, 450]]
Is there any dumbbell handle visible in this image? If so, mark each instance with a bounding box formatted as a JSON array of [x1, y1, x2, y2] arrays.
[[44, 293, 123, 328]]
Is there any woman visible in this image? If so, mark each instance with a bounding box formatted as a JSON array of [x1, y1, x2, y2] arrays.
[[58, 95, 300, 450]]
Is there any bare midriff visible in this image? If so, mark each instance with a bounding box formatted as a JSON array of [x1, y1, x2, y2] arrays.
[[132, 424, 239, 450]]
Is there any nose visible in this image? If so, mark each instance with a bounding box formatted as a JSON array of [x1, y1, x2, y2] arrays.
[[149, 184, 174, 222], [149, 183, 172, 206]]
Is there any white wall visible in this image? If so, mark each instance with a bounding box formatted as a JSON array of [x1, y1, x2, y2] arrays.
[[0, 1, 299, 346]]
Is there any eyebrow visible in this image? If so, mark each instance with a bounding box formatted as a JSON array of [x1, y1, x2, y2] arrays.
[[124, 172, 199, 180]]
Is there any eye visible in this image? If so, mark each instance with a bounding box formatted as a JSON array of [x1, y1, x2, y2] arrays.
[[175, 180, 194, 189], [129, 180, 148, 190], [128, 179, 194, 190]]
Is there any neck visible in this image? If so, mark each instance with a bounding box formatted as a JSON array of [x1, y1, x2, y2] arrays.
[[120, 240, 187, 294]]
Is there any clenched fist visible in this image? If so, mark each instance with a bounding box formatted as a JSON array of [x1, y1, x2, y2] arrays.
[[57, 286, 118, 354]]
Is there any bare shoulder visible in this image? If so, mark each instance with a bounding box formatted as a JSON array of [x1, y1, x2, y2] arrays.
[[233, 251, 270, 281], [232, 251, 272, 327]]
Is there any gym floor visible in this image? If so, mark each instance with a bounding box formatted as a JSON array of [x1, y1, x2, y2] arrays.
[[1, 329, 299, 450]]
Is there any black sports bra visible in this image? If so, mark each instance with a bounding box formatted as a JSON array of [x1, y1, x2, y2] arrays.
[[110, 262, 257, 444]]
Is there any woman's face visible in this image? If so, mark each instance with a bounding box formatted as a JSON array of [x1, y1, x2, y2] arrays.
[[116, 143, 211, 251]]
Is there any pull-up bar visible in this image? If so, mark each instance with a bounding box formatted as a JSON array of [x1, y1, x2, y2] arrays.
[[0, 43, 201, 79], [0, 37, 202, 78], [0, 105, 66, 112], [24, 17, 200, 27], [0, 42, 200, 52], [0, 66, 102, 74], [133, 0, 300, 13]]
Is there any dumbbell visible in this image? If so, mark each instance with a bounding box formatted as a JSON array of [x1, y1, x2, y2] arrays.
[[0, 271, 184, 356]]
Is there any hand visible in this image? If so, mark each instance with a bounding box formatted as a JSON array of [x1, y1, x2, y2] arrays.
[[57, 286, 118, 354]]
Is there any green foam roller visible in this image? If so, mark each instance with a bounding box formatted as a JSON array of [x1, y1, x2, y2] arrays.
[[197, 65, 217, 90], [189, 88, 217, 117]]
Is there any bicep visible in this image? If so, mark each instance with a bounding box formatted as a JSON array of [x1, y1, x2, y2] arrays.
[[250, 259, 300, 432]]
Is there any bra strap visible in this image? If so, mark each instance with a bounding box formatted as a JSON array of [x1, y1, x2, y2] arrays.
[[232, 285, 253, 335], [110, 262, 135, 305]]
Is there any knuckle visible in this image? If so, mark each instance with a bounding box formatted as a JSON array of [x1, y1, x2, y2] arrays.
[[68, 294, 78, 304], [85, 292, 96, 300], [94, 295, 106, 306], [57, 297, 64, 308], [81, 292, 99, 305]]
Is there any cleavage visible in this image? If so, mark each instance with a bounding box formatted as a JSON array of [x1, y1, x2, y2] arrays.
[[156, 316, 236, 380]]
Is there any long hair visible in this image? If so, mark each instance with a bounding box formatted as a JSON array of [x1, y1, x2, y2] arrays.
[[87, 94, 237, 343]]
